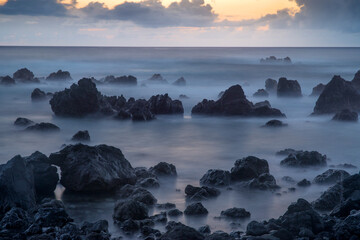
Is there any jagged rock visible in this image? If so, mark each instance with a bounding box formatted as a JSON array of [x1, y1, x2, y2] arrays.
[[277, 77, 302, 97], [333, 210, 360, 239], [254, 100, 271, 108], [230, 156, 269, 181], [172, 77, 186, 86], [265, 78, 278, 92], [128, 99, 155, 121], [351, 69, 360, 90], [332, 109, 358, 122], [31, 88, 47, 100], [148, 94, 184, 115], [253, 89, 269, 97], [103, 75, 137, 85], [167, 209, 183, 217], [280, 150, 327, 167], [313, 169, 350, 185], [150, 212, 167, 223], [313, 75, 360, 114], [179, 94, 189, 99], [247, 173, 279, 190], [205, 231, 234, 240], [134, 167, 156, 179], [276, 148, 298, 156], [200, 169, 231, 187], [198, 225, 211, 235], [220, 207, 251, 219], [160, 222, 204, 240], [149, 162, 177, 177], [25, 123, 60, 131], [114, 109, 132, 120], [117, 185, 157, 206], [48, 144, 136, 192], [185, 185, 220, 201], [113, 200, 149, 222], [137, 178, 160, 188], [192, 85, 285, 117], [260, 56, 292, 64], [46, 70, 72, 81], [147, 74, 168, 84], [310, 83, 325, 97], [13, 68, 38, 83], [329, 163, 357, 169], [297, 179, 311, 187], [0, 75, 15, 85], [33, 199, 72, 227], [184, 202, 208, 215], [14, 117, 34, 126], [71, 130, 90, 142], [263, 119, 287, 127]]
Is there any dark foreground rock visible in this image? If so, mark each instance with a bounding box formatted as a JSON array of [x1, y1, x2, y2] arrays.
[[313, 169, 350, 185], [277, 77, 302, 97], [160, 222, 204, 240], [200, 169, 231, 187], [172, 77, 186, 86], [192, 85, 285, 117], [332, 109, 358, 122], [310, 83, 325, 97], [46, 70, 72, 81], [253, 89, 269, 97], [184, 202, 208, 215], [149, 162, 177, 177], [14, 117, 34, 126], [25, 122, 60, 131], [117, 184, 157, 206], [31, 88, 46, 100], [113, 200, 149, 222], [185, 185, 220, 201], [230, 156, 269, 181], [265, 78, 277, 92], [220, 207, 251, 219], [48, 144, 136, 192], [280, 150, 327, 167], [263, 119, 287, 127], [0, 76, 15, 85], [13, 68, 39, 83], [313, 75, 360, 114], [71, 130, 90, 141], [148, 94, 184, 115]]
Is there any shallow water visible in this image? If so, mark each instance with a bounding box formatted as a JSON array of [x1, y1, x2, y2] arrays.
[[1, 47, 360, 238]]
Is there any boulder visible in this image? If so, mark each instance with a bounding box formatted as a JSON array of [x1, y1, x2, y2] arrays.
[[0, 75, 15, 85], [277, 77, 302, 97], [185, 185, 220, 201], [297, 179, 311, 187], [167, 209, 183, 217], [160, 222, 204, 240], [198, 225, 211, 235], [137, 178, 160, 188], [113, 200, 149, 222], [247, 173, 279, 190], [310, 83, 325, 97], [33, 199, 72, 228], [103, 75, 137, 85], [313, 75, 360, 114], [46, 70, 72, 81], [25, 123, 60, 131], [117, 185, 157, 206], [148, 94, 184, 115], [230, 156, 269, 181], [246, 221, 268, 236], [48, 144, 136, 192], [31, 88, 46, 100], [313, 169, 350, 185], [71, 130, 90, 142], [192, 85, 285, 117], [263, 119, 287, 127], [200, 169, 231, 187], [334, 210, 360, 240], [280, 150, 327, 167], [127, 99, 155, 121], [253, 89, 269, 97], [276, 148, 298, 156], [149, 162, 177, 177], [0, 207, 30, 232], [184, 202, 208, 215], [148, 74, 168, 84], [14, 117, 34, 126], [13, 68, 38, 83], [172, 77, 186, 86], [220, 207, 251, 219], [265, 78, 277, 92], [332, 109, 358, 122]]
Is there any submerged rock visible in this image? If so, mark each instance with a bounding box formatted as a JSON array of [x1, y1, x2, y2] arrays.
[[310, 83, 325, 97], [220, 207, 251, 219], [184, 202, 208, 215], [46, 70, 72, 81], [0, 75, 15, 85], [332, 109, 358, 122], [253, 89, 269, 97], [148, 94, 184, 115], [265, 78, 277, 92], [14, 117, 34, 126], [200, 169, 231, 187], [71, 130, 90, 142], [277, 77, 302, 97], [31, 88, 46, 100], [313, 169, 350, 185], [263, 119, 287, 127], [25, 122, 60, 131], [13, 68, 38, 83], [230, 156, 269, 181], [172, 77, 186, 86], [48, 144, 136, 192], [280, 150, 327, 167]]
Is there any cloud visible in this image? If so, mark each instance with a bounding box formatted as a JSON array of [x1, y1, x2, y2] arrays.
[[80, 0, 217, 27], [0, 0, 68, 16]]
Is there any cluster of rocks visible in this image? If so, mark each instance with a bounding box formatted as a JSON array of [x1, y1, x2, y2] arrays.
[[14, 117, 60, 132], [49, 78, 184, 121], [102, 75, 137, 85], [260, 56, 292, 64], [279, 150, 328, 167], [46, 70, 72, 81], [262, 77, 302, 97], [144, 74, 187, 86]]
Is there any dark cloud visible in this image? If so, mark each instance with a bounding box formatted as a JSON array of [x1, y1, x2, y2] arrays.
[[81, 0, 217, 27], [0, 0, 68, 16]]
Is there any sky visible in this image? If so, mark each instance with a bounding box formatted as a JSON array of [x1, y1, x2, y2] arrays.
[[0, 0, 359, 46]]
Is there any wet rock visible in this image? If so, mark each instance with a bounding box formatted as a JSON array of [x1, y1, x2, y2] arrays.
[[205, 231, 234, 240], [0, 155, 36, 213], [330, 190, 360, 218], [172, 77, 186, 86], [332, 109, 358, 122], [167, 209, 183, 217], [200, 169, 231, 187], [114, 109, 132, 120], [310, 83, 325, 97], [265, 78, 278, 92], [253, 89, 269, 97], [160, 222, 204, 240], [134, 167, 156, 179], [149, 162, 177, 177], [113, 200, 149, 222], [25, 123, 60, 131], [221, 207, 251, 219], [121, 219, 139, 233], [246, 221, 268, 236], [184, 202, 208, 216], [185, 185, 220, 201], [117, 185, 157, 206], [127, 99, 155, 121], [276, 148, 298, 156], [137, 178, 160, 188], [198, 225, 211, 235], [313, 75, 360, 114], [31, 88, 47, 100], [71, 130, 90, 142], [13, 68, 38, 83], [147, 74, 168, 84], [81, 220, 110, 239], [277, 77, 302, 97], [0, 75, 15, 85], [230, 156, 269, 181], [192, 85, 285, 117], [148, 94, 184, 115], [46, 70, 72, 81], [0, 207, 30, 231], [48, 144, 136, 192], [297, 179, 311, 187], [263, 119, 287, 127], [33, 199, 72, 228], [280, 150, 327, 167], [247, 173, 279, 190], [25, 151, 59, 196], [313, 169, 350, 185], [103, 75, 137, 85], [334, 210, 360, 240], [14, 117, 34, 126]]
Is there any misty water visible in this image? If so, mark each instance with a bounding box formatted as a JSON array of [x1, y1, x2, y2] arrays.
[[1, 47, 360, 238]]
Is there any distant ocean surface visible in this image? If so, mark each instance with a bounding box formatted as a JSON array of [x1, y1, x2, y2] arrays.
[[1, 47, 360, 239]]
